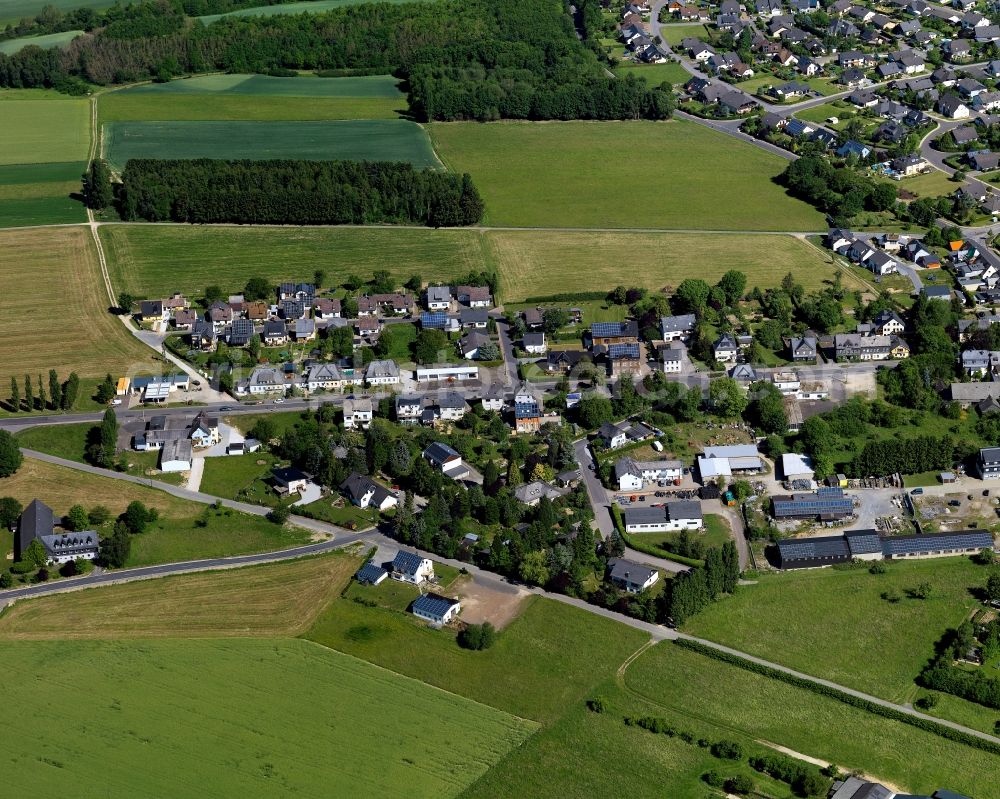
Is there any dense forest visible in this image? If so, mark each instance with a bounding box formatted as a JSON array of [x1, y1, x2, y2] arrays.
[[118, 159, 485, 226], [0, 0, 675, 120]]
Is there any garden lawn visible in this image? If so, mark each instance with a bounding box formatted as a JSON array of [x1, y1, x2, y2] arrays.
[[99, 74, 406, 121], [488, 230, 861, 300], [892, 168, 957, 200], [683, 557, 987, 706], [428, 119, 825, 230], [306, 594, 649, 723], [657, 23, 709, 45], [0, 92, 89, 165], [0, 458, 311, 566], [199, 452, 280, 500], [100, 224, 492, 299], [0, 638, 535, 799], [0, 227, 158, 391], [626, 642, 998, 798], [615, 62, 690, 85], [0, 552, 360, 638], [103, 119, 439, 171]]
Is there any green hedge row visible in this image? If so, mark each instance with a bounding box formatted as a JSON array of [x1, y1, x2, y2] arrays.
[[673, 639, 1000, 757], [611, 503, 703, 568], [520, 291, 610, 304]]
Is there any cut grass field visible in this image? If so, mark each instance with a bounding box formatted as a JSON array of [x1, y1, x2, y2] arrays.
[[0, 92, 89, 165], [0, 457, 312, 567], [198, 0, 424, 23], [0, 28, 81, 54], [100, 224, 492, 299], [103, 119, 439, 171], [0, 552, 359, 638], [0, 227, 158, 389], [683, 557, 988, 709], [489, 230, 864, 300], [428, 119, 826, 230], [307, 594, 649, 724], [0, 638, 535, 799], [625, 642, 996, 798], [101, 224, 857, 305], [99, 74, 406, 121]]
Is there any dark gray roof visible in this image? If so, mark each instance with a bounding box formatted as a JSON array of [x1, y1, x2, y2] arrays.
[[882, 531, 994, 555], [392, 550, 427, 575], [412, 592, 459, 617], [423, 441, 460, 465], [40, 531, 99, 558], [608, 558, 657, 584], [844, 529, 882, 555], [356, 561, 388, 584], [340, 472, 392, 506], [623, 506, 669, 525], [667, 499, 703, 520], [16, 499, 53, 560], [777, 535, 851, 561]]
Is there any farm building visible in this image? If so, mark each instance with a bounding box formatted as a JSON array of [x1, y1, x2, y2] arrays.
[[771, 487, 853, 520], [355, 561, 388, 585], [881, 531, 994, 560], [411, 593, 461, 625], [776, 529, 882, 569], [159, 438, 193, 473]]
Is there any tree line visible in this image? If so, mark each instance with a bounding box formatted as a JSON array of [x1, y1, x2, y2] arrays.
[[7, 370, 80, 413], [117, 159, 484, 227], [780, 155, 897, 225], [0, 0, 675, 121]]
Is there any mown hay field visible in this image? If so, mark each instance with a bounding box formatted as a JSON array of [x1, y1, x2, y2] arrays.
[[103, 119, 440, 170], [0, 228, 157, 386], [428, 119, 826, 230], [0, 637, 536, 798]]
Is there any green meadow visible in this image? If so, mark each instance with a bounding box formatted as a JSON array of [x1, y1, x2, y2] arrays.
[[198, 0, 425, 23], [0, 638, 535, 798], [103, 119, 439, 170], [428, 119, 825, 230]]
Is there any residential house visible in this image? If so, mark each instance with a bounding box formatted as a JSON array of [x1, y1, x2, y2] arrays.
[[437, 391, 468, 422], [514, 400, 542, 434], [343, 397, 374, 430], [622, 500, 704, 532], [789, 336, 817, 361], [313, 298, 341, 319], [244, 366, 286, 395], [139, 299, 167, 322], [459, 307, 489, 329], [661, 344, 684, 373], [523, 332, 547, 354], [366, 359, 400, 385], [426, 285, 452, 310], [340, 473, 398, 511], [660, 313, 697, 342], [615, 457, 684, 490], [591, 320, 639, 346], [513, 480, 565, 506], [174, 308, 198, 331], [607, 559, 659, 593], [713, 332, 740, 363], [273, 466, 310, 495], [423, 441, 469, 479], [456, 285, 492, 308], [262, 319, 289, 347], [395, 394, 424, 425], [980, 446, 1000, 478], [459, 330, 492, 360], [391, 550, 435, 584], [960, 349, 1000, 376], [598, 421, 631, 449], [608, 343, 642, 377], [355, 561, 388, 585], [15, 499, 99, 565], [190, 320, 217, 351], [307, 363, 345, 393]]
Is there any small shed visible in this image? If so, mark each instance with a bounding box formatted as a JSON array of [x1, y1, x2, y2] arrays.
[[940, 471, 957, 484]]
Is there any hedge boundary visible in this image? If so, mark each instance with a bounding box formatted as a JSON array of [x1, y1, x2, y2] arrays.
[[611, 503, 704, 569], [673, 639, 1000, 757]]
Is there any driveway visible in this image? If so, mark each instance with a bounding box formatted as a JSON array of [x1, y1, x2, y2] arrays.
[[186, 455, 206, 492], [572, 437, 614, 537], [292, 481, 324, 507]]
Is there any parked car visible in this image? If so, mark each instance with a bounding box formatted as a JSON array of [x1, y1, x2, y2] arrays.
[[910, 488, 924, 495], [948, 500, 961, 507]]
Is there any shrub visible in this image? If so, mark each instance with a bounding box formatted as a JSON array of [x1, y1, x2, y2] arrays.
[[702, 771, 725, 788], [10, 561, 35, 575], [793, 771, 830, 797], [711, 740, 745, 761], [881, 589, 901, 603], [88, 505, 112, 526], [915, 693, 939, 710], [59, 560, 79, 577], [868, 561, 887, 575], [458, 622, 497, 650], [0, 572, 12, 588], [34, 567, 49, 582], [725, 774, 754, 795], [585, 697, 606, 713], [268, 505, 291, 525]]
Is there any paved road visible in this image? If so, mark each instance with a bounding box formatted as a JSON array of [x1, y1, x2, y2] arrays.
[[0, 532, 371, 605], [573, 437, 616, 537], [20, 449, 357, 538], [675, 110, 797, 160]]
